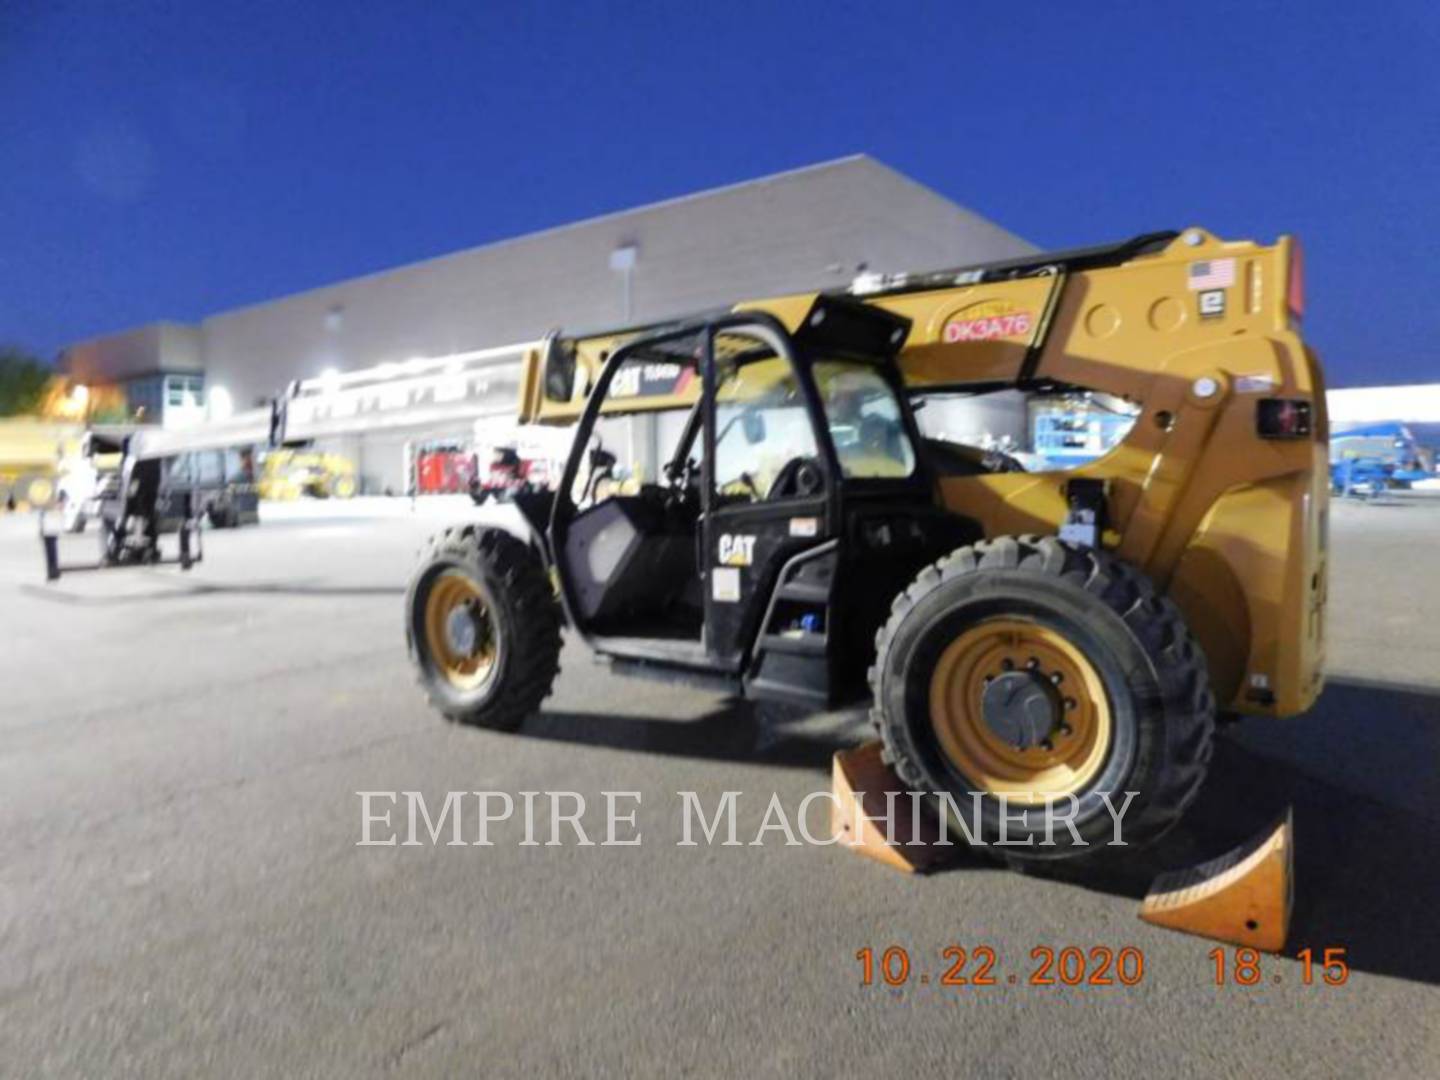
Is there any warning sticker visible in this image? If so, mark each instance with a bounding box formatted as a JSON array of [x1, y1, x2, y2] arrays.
[[1198, 289, 1226, 319], [789, 517, 819, 538], [711, 567, 741, 603], [1235, 373, 1276, 393]]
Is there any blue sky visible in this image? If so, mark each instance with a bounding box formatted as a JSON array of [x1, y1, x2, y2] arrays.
[[1, 0, 1436, 386]]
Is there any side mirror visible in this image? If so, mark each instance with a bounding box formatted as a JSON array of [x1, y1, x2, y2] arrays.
[[741, 410, 766, 445], [589, 445, 617, 472]]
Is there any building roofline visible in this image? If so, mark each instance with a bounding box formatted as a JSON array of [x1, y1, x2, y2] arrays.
[[59, 320, 199, 355], [198, 155, 934, 321], [69, 154, 1030, 338]]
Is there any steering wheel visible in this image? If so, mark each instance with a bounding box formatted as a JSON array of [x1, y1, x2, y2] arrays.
[[661, 457, 701, 510], [717, 471, 762, 502], [768, 456, 824, 500]]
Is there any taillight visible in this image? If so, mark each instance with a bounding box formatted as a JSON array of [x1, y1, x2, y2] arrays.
[[1287, 237, 1305, 321], [1257, 398, 1312, 439]]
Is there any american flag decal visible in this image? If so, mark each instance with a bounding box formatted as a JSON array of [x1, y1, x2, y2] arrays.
[[1188, 258, 1235, 290]]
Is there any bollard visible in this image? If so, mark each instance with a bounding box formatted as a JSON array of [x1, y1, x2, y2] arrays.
[[39, 511, 61, 582], [179, 518, 193, 570], [43, 535, 60, 581]]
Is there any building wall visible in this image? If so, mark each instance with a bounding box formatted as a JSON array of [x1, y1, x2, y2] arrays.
[[200, 157, 1032, 414], [61, 323, 206, 427], [63, 322, 203, 385], [1327, 384, 1440, 425], [61, 157, 1035, 492], [916, 391, 1030, 451]]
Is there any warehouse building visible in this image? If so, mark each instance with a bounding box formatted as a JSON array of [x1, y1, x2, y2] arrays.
[[60, 156, 1034, 493]]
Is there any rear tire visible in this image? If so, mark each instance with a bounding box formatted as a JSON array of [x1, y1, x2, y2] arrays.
[[406, 525, 562, 730], [870, 535, 1214, 865]]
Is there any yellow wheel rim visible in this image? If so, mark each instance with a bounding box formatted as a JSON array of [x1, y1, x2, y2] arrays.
[[928, 618, 1112, 804], [422, 571, 499, 690]]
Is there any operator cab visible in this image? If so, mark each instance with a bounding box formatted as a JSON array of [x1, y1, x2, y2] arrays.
[[548, 297, 976, 705]]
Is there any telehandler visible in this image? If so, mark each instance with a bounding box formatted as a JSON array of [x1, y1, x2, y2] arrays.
[[405, 227, 1328, 865], [71, 227, 1324, 866]]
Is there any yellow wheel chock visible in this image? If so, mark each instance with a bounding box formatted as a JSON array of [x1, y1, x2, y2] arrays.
[[1139, 808, 1294, 953]]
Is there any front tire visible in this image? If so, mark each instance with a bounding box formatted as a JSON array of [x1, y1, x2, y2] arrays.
[[870, 535, 1214, 865], [406, 525, 562, 730]]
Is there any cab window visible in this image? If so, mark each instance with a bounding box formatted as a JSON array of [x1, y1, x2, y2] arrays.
[[713, 355, 819, 501], [813, 360, 915, 478]]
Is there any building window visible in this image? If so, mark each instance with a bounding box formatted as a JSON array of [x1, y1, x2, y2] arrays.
[[123, 373, 203, 421], [164, 375, 204, 408], [125, 375, 164, 420]]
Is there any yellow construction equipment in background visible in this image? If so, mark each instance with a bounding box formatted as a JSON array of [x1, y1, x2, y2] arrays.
[[258, 449, 358, 501], [0, 418, 82, 510]]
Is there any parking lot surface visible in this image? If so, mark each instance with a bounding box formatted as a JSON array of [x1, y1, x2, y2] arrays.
[[2, 494, 1438, 1076]]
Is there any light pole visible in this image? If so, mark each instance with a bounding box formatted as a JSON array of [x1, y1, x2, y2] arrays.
[[608, 244, 645, 476], [609, 244, 638, 323]]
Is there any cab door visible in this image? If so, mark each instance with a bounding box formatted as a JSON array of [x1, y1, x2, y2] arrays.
[[699, 322, 836, 666]]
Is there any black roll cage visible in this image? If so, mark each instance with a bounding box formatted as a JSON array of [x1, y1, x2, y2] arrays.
[[546, 302, 926, 646]]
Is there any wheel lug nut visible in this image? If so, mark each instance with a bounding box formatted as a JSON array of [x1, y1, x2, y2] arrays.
[[1026, 657, 1039, 670], [1040, 739, 1054, 751], [1064, 697, 1077, 710], [1001, 659, 1014, 672], [1050, 672, 1063, 685], [1059, 723, 1073, 736]]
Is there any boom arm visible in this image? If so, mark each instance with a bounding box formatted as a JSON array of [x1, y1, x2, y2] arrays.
[[125, 339, 546, 462]]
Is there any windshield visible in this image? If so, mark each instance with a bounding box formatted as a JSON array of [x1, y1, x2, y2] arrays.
[[712, 354, 819, 500], [812, 359, 915, 478]]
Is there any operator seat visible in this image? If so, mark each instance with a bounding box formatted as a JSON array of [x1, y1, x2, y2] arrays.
[[563, 487, 700, 632]]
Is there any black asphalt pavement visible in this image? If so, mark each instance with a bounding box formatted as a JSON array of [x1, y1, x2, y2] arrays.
[[2, 494, 1437, 1076]]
